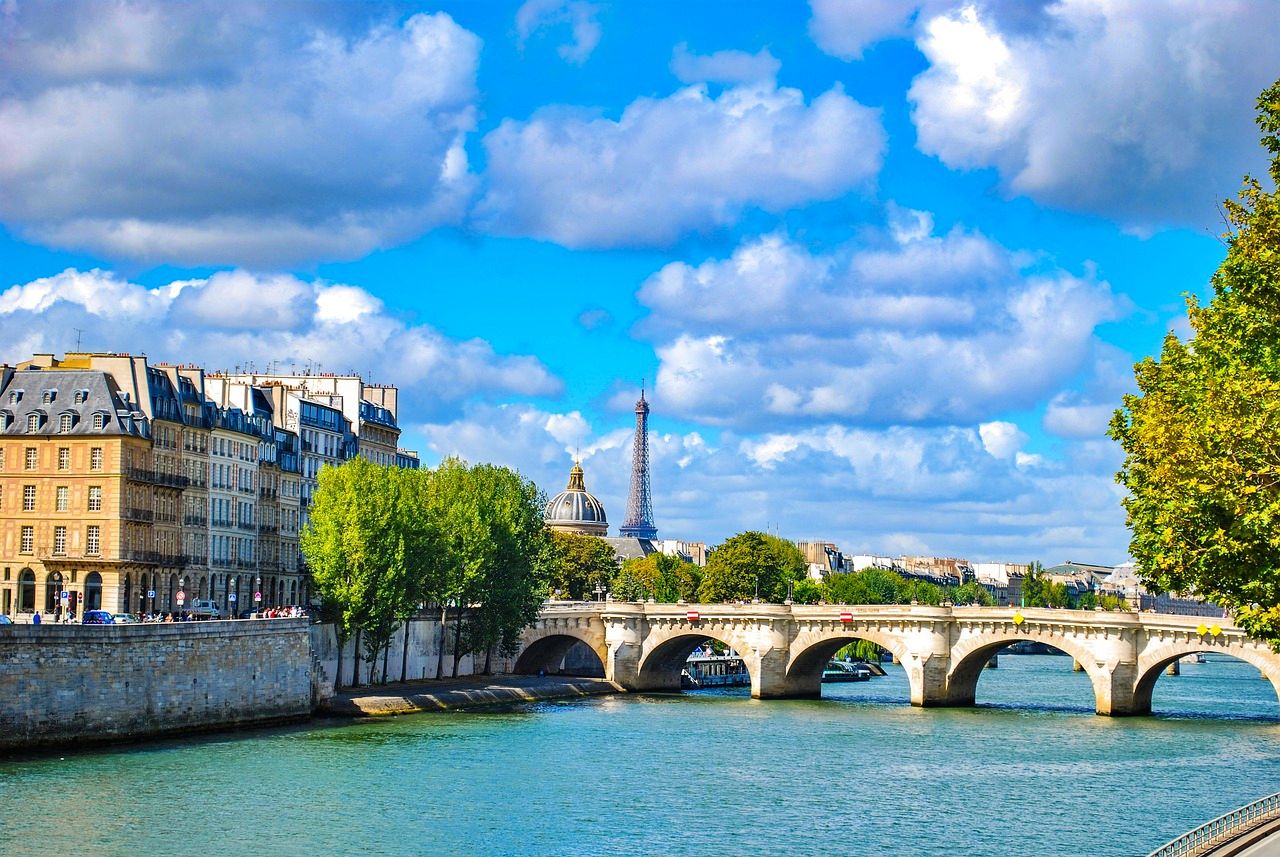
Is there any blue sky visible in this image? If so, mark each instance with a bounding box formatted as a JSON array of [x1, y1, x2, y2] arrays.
[[1, 0, 1277, 565]]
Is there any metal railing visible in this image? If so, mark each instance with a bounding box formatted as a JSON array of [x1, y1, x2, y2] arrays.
[[1149, 792, 1280, 857]]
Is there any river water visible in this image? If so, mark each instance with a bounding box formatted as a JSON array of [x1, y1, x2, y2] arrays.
[[2, 653, 1278, 856]]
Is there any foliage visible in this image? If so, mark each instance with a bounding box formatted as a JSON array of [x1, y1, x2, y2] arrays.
[[951, 581, 996, 607], [823, 567, 903, 604], [791, 578, 822, 604], [547, 532, 618, 600], [836, 640, 885, 663], [611, 551, 701, 602], [1109, 80, 1280, 641], [697, 531, 807, 602]]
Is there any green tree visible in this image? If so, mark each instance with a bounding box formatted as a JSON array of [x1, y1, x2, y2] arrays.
[[547, 532, 618, 600], [697, 531, 806, 602], [302, 458, 431, 689], [1110, 81, 1280, 642], [791, 578, 822, 604], [611, 551, 701, 602], [823, 567, 905, 604], [951, 581, 995, 606], [1020, 562, 1046, 608]]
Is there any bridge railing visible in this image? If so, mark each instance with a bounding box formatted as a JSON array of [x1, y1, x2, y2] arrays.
[[1148, 792, 1280, 857]]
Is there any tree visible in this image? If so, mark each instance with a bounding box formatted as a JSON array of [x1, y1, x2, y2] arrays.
[[823, 567, 904, 604], [302, 458, 430, 689], [698, 531, 806, 602], [547, 532, 618, 600], [1110, 81, 1280, 642], [1020, 562, 1046, 608], [611, 551, 701, 602], [952, 581, 995, 607]]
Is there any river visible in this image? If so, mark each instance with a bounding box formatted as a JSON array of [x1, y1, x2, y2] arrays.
[[2, 653, 1277, 856]]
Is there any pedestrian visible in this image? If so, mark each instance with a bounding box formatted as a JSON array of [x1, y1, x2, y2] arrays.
[[31, 611, 41, 625]]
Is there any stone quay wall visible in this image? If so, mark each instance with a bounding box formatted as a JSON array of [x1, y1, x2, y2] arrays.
[[0, 619, 313, 752]]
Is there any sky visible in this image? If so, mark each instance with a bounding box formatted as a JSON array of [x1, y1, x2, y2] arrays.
[[1, 0, 1277, 566]]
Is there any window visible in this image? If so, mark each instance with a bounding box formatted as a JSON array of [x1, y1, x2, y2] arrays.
[[25, 447, 37, 469], [55, 486, 68, 512], [92, 413, 107, 430], [88, 486, 102, 512], [8, 390, 21, 404], [42, 390, 56, 404], [74, 390, 87, 405], [57, 447, 69, 470], [90, 448, 102, 470], [18, 569, 34, 612], [26, 413, 40, 433], [59, 413, 72, 432], [86, 525, 100, 555], [20, 526, 33, 554], [22, 485, 35, 512], [53, 526, 66, 555], [0, 448, 5, 470]]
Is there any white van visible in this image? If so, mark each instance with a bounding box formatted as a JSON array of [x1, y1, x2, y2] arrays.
[[190, 600, 222, 619]]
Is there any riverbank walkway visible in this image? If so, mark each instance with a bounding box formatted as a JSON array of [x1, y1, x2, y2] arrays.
[[1199, 819, 1280, 856], [1151, 793, 1280, 857], [322, 674, 621, 717]]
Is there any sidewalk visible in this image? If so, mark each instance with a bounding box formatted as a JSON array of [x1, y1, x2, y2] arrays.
[[321, 674, 622, 717]]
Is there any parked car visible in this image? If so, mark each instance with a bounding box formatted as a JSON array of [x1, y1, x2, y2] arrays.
[[190, 600, 222, 619], [113, 613, 141, 624], [0, 615, 13, 625], [81, 610, 115, 625]]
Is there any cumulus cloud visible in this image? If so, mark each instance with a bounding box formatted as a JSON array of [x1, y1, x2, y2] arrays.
[[808, 0, 921, 60], [0, 3, 480, 265], [515, 0, 602, 64], [906, 1, 1280, 228], [978, 421, 1028, 460], [671, 44, 780, 85], [419, 402, 1131, 562], [478, 81, 884, 248], [635, 221, 1121, 428], [0, 269, 560, 419]]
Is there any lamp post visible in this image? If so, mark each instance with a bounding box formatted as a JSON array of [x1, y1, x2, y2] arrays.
[[593, 582, 605, 603], [255, 575, 262, 615], [178, 576, 186, 618]]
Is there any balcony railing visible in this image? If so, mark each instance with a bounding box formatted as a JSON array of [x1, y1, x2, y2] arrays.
[[237, 522, 256, 531], [155, 511, 179, 524], [123, 507, 154, 522], [122, 550, 188, 567], [183, 514, 208, 527]]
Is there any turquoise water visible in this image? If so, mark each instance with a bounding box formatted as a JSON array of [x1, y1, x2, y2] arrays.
[[2, 654, 1278, 856]]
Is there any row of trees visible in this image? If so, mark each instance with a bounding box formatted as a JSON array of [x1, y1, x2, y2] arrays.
[[302, 457, 549, 688]]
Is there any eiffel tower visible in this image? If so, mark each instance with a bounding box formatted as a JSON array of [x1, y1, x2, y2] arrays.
[[619, 387, 658, 539]]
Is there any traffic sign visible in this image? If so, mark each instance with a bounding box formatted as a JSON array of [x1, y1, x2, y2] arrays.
[[229, 593, 237, 602], [176, 591, 186, 605], [60, 591, 69, 601], [147, 590, 155, 599], [254, 591, 262, 602]]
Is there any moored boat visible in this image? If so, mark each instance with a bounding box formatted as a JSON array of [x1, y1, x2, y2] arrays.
[[682, 655, 751, 689], [822, 660, 872, 682]]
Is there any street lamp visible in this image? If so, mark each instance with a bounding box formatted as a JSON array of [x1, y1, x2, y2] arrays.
[[255, 575, 262, 614], [178, 576, 186, 618], [593, 582, 605, 603]]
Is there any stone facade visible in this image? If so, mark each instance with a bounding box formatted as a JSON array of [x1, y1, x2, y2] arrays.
[[0, 619, 313, 751]]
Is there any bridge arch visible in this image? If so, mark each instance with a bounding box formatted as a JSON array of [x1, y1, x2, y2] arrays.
[[1134, 640, 1280, 716], [946, 630, 1108, 712], [635, 624, 759, 694], [515, 618, 607, 677], [787, 627, 913, 700]]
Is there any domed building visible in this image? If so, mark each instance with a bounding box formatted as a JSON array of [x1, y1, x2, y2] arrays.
[[544, 461, 609, 536]]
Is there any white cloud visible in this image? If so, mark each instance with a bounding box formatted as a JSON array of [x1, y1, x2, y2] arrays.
[[515, 0, 601, 64], [978, 421, 1028, 460], [808, 0, 922, 60], [0, 4, 480, 265], [671, 44, 780, 85], [417, 403, 1132, 563], [907, 1, 1280, 228], [479, 81, 884, 248], [636, 224, 1121, 428], [1043, 394, 1116, 440], [0, 268, 560, 419]]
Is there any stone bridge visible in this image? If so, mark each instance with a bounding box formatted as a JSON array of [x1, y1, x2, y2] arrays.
[[514, 602, 1280, 716]]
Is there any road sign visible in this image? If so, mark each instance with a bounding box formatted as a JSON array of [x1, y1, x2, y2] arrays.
[[147, 590, 155, 599], [229, 593, 237, 602], [254, 591, 262, 602], [176, 591, 186, 605], [60, 591, 69, 600], [686, 610, 700, 622]]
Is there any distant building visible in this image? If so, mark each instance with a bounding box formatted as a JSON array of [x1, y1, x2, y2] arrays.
[[544, 461, 608, 537]]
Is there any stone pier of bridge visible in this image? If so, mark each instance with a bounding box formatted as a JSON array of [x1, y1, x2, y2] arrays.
[[514, 602, 1280, 716]]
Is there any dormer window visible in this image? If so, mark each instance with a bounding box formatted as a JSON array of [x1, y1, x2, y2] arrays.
[[9, 390, 22, 404], [59, 412, 75, 433], [42, 389, 56, 404], [26, 412, 42, 433], [74, 390, 88, 404], [92, 412, 108, 431]]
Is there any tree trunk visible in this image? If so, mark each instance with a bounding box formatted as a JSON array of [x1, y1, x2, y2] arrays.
[[334, 631, 345, 693], [451, 602, 464, 678], [436, 604, 447, 679], [401, 616, 411, 684], [352, 628, 362, 688], [484, 645, 492, 676], [381, 636, 391, 685]]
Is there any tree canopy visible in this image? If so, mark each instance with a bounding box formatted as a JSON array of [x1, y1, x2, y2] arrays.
[[1110, 80, 1280, 642], [698, 531, 807, 602], [547, 531, 618, 600], [611, 551, 701, 602]]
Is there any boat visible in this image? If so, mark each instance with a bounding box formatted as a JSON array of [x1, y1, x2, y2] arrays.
[[822, 660, 872, 682], [682, 655, 750, 689]]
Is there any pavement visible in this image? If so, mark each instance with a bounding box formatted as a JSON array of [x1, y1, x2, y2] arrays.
[[1200, 818, 1280, 857], [321, 674, 622, 717]]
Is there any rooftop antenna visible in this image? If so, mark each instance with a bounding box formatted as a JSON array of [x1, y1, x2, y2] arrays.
[[74, 328, 84, 351]]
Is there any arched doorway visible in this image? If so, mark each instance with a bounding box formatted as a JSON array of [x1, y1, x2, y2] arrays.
[[18, 568, 35, 612], [44, 571, 63, 614], [123, 574, 132, 614], [167, 574, 177, 611], [84, 572, 103, 611]]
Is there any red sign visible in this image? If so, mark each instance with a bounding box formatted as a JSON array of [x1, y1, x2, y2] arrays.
[[686, 610, 700, 622], [176, 591, 186, 605], [839, 612, 853, 623]]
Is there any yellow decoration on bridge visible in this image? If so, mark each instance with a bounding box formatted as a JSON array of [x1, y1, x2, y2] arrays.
[[1197, 623, 1208, 636], [1012, 612, 1024, 626], [1211, 624, 1222, 637]]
